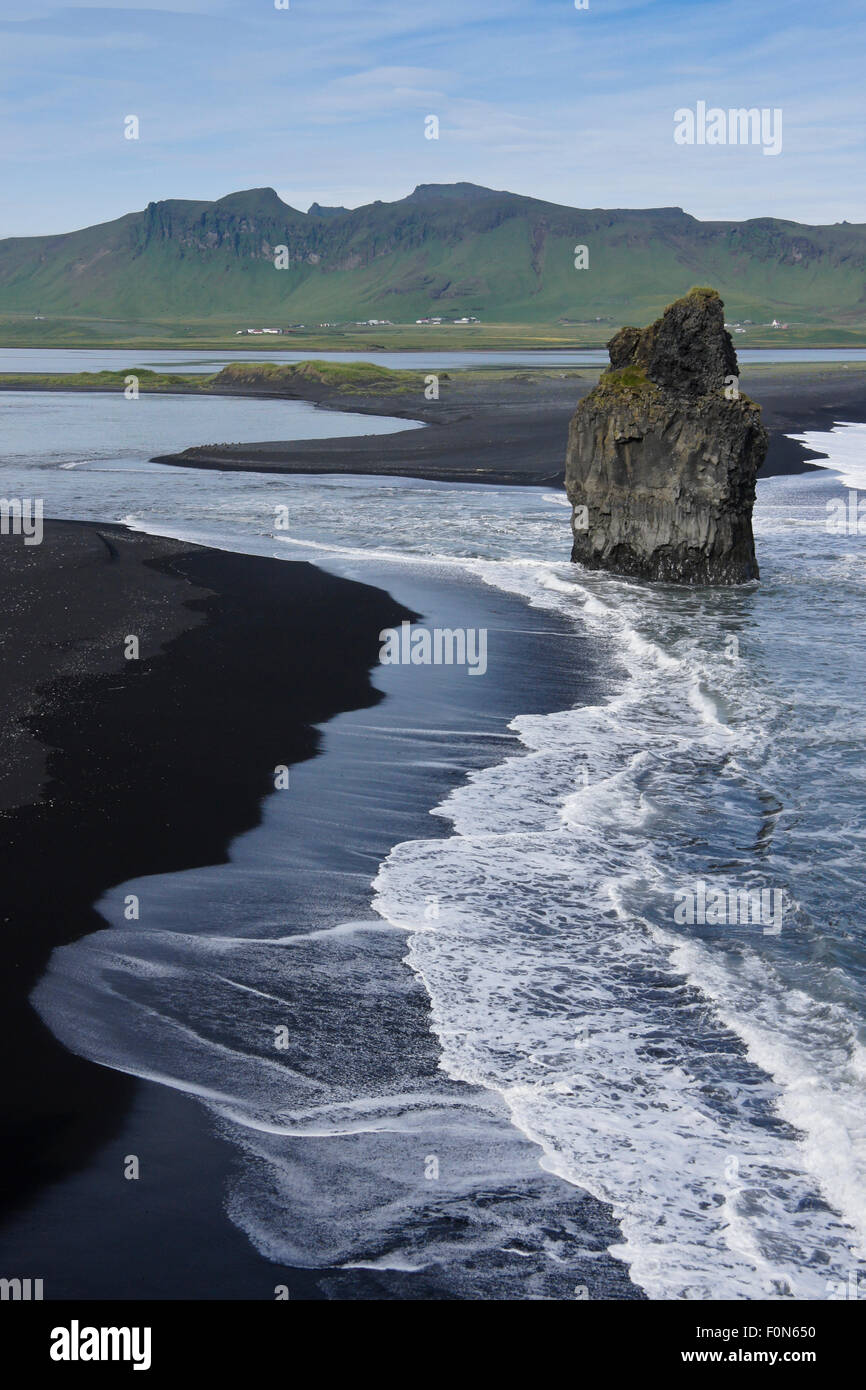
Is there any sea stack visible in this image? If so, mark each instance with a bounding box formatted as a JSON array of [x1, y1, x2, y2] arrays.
[[565, 288, 767, 583]]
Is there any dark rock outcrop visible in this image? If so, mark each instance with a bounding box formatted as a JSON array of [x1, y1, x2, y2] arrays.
[[565, 288, 767, 583]]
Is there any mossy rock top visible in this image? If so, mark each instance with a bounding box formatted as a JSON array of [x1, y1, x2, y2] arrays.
[[602, 288, 738, 397]]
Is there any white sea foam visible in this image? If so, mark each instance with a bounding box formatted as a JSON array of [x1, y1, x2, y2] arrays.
[[369, 490, 866, 1298], [787, 420, 866, 490]]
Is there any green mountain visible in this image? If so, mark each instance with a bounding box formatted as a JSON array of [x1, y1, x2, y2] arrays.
[[1, 182, 864, 331]]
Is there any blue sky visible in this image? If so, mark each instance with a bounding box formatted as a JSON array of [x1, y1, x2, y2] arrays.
[[0, 0, 864, 236]]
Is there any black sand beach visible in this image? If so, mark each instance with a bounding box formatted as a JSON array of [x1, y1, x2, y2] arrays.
[[150, 364, 866, 484], [2, 358, 861, 1302], [0, 521, 411, 1217], [0, 522, 642, 1299]]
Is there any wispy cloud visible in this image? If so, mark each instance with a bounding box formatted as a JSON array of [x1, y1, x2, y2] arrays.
[[0, 0, 863, 235]]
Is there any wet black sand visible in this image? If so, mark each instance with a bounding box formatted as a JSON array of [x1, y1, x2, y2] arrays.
[[0, 521, 411, 1219]]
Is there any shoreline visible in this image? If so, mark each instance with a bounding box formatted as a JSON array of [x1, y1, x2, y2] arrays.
[[0, 521, 413, 1220], [1, 361, 864, 484], [0, 520, 642, 1299], [3, 401, 858, 1295], [150, 364, 866, 484]]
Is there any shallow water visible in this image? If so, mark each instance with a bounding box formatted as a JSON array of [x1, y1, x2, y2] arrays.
[[3, 347, 866, 374], [0, 388, 420, 470]]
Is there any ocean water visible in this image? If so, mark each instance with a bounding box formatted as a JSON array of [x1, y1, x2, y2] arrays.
[[370, 467, 866, 1299], [3, 347, 866, 374], [0, 388, 422, 468], [3, 384, 865, 1299]]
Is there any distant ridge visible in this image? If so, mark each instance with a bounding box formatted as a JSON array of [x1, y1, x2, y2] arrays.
[[0, 182, 863, 329], [307, 203, 350, 219]]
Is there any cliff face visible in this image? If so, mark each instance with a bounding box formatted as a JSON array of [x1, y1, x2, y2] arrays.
[[565, 289, 767, 584], [2, 186, 865, 325]]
